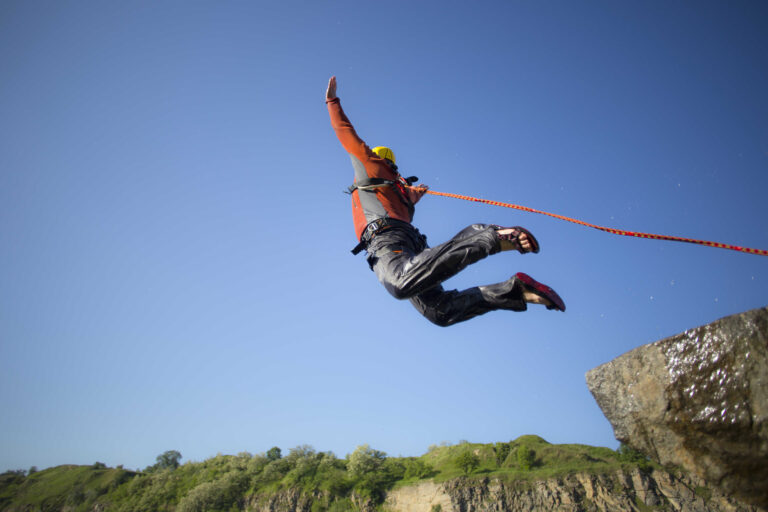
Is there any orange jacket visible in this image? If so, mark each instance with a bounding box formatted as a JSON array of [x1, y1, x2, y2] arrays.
[[327, 97, 414, 240]]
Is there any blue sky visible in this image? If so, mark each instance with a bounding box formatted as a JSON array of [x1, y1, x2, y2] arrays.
[[1, 1, 766, 472]]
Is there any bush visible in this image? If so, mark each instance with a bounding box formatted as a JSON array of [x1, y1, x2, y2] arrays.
[[353, 472, 388, 502], [177, 471, 247, 512], [327, 498, 355, 512], [317, 468, 351, 495], [262, 458, 292, 481], [347, 445, 386, 477], [382, 458, 406, 481], [247, 454, 269, 475], [266, 447, 282, 461], [616, 444, 651, 472], [454, 451, 479, 475], [284, 453, 321, 486], [517, 446, 535, 471], [494, 443, 511, 467], [156, 450, 182, 470], [403, 459, 433, 479]]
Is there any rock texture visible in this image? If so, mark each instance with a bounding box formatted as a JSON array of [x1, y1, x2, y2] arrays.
[[245, 489, 320, 512], [586, 307, 768, 510], [384, 471, 757, 512]]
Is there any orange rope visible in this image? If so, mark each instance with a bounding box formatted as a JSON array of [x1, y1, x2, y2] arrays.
[[416, 188, 768, 257]]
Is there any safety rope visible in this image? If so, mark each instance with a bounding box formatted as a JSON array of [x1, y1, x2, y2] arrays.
[[414, 188, 768, 257]]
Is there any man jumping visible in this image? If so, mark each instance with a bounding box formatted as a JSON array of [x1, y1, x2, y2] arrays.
[[326, 76, 565, 326]]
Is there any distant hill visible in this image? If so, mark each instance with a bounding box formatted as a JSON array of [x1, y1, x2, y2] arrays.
[[1, 436, 744, 512]]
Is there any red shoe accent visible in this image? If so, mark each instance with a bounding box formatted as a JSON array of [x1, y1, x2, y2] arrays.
[[515, 272, 565, 312]]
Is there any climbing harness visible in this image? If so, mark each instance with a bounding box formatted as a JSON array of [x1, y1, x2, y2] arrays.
[[346, 175, 419, 194], [414, 188, 768, 257], [350, 217, 414, 255], [347, 174, 419, 221]]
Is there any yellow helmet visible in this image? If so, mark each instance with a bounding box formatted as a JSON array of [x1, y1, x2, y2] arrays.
[[372, 146, 395, 164]]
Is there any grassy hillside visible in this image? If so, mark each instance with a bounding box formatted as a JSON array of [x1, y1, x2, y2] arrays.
[[416, 435, 647, 483], [0, 437, 657, 512], [0, 465, 136, 511]]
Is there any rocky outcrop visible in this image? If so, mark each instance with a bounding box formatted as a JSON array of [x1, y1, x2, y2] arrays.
[[244, 489, 377, 512], [245, 489, 318, 512], [384, 470, 757, 512], [586, 307, 768, 510]]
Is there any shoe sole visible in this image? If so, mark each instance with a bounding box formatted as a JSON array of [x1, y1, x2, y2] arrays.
[[515, 272, 566, 312]]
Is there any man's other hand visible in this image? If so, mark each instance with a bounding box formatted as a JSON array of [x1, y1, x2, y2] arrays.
[[407, 184, 429, 204]]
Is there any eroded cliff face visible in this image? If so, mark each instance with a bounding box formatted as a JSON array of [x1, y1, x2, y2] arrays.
[[586, 307, 768, 510], [245, 489, 319, 512], [384, 471, 757, 512]]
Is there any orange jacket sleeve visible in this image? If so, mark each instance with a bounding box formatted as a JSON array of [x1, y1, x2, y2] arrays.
[[326, 97, 373, 163]]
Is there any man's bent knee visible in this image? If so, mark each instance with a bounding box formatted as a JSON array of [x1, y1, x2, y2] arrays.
[[382, 280, 418, 300]]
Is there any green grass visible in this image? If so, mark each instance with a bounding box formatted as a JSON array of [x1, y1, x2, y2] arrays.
[[0, 465, 135, 511], [417, 435, 653, 484]]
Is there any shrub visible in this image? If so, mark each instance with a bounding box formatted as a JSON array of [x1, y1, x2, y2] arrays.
[[156, 450, 182, 470], [317, 468, 351, 495], [262, 458, 291, 481], [327, 498, 355, 512], [347, 444, 386, 477], [382, 458, 406, 481], [353, 472, 388, 502], [247, 454, 269, 475], [517, 446, 535, 471], [617, 444, 651, 472], [177, 471, 247, 512], [454, 451, 479, 475], [266, 447, 282, 461], [404, 459, 433, 479], [494, 443, 511, 467]]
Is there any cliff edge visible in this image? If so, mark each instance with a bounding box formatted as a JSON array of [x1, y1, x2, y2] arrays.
[[586, 307, 768, 510]]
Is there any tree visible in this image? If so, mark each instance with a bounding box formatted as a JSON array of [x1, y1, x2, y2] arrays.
[[266, 446, 282, 461], [454, 451, 479, 475], [404, 459, 433, 479], [617, 443, 651, 471], [156, 450, 182, 470], [517, 445, 535, 471], [347, 444, 386, 477], [494, 442, 511, 467]]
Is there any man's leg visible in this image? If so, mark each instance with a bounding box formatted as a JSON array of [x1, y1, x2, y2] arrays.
[[369, 224, 501, 300], [409, 277, 527, 327]]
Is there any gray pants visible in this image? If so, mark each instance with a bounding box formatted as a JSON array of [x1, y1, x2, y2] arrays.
[[366, 223, 527, 326]]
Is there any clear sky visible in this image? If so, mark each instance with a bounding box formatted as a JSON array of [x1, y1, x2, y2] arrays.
[[1, 1, 767, 472]]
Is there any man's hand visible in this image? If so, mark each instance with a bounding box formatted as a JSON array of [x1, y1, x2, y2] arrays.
[[407, 184, 429, 205], [326, 76, 337, 100]]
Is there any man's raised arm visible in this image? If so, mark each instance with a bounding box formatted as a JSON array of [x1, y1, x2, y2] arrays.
[[326, 76, 370, 161]]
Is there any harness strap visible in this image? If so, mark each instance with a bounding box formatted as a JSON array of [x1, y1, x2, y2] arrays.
[[347, 176, 419, 194], [350, 218, 413, 255]]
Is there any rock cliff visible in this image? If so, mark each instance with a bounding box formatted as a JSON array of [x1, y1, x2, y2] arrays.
[[586, 307, 768, 510], [383, 470, 757, 512]]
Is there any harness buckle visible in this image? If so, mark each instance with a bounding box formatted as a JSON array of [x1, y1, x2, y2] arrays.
[[350, 218, 406, 255]]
